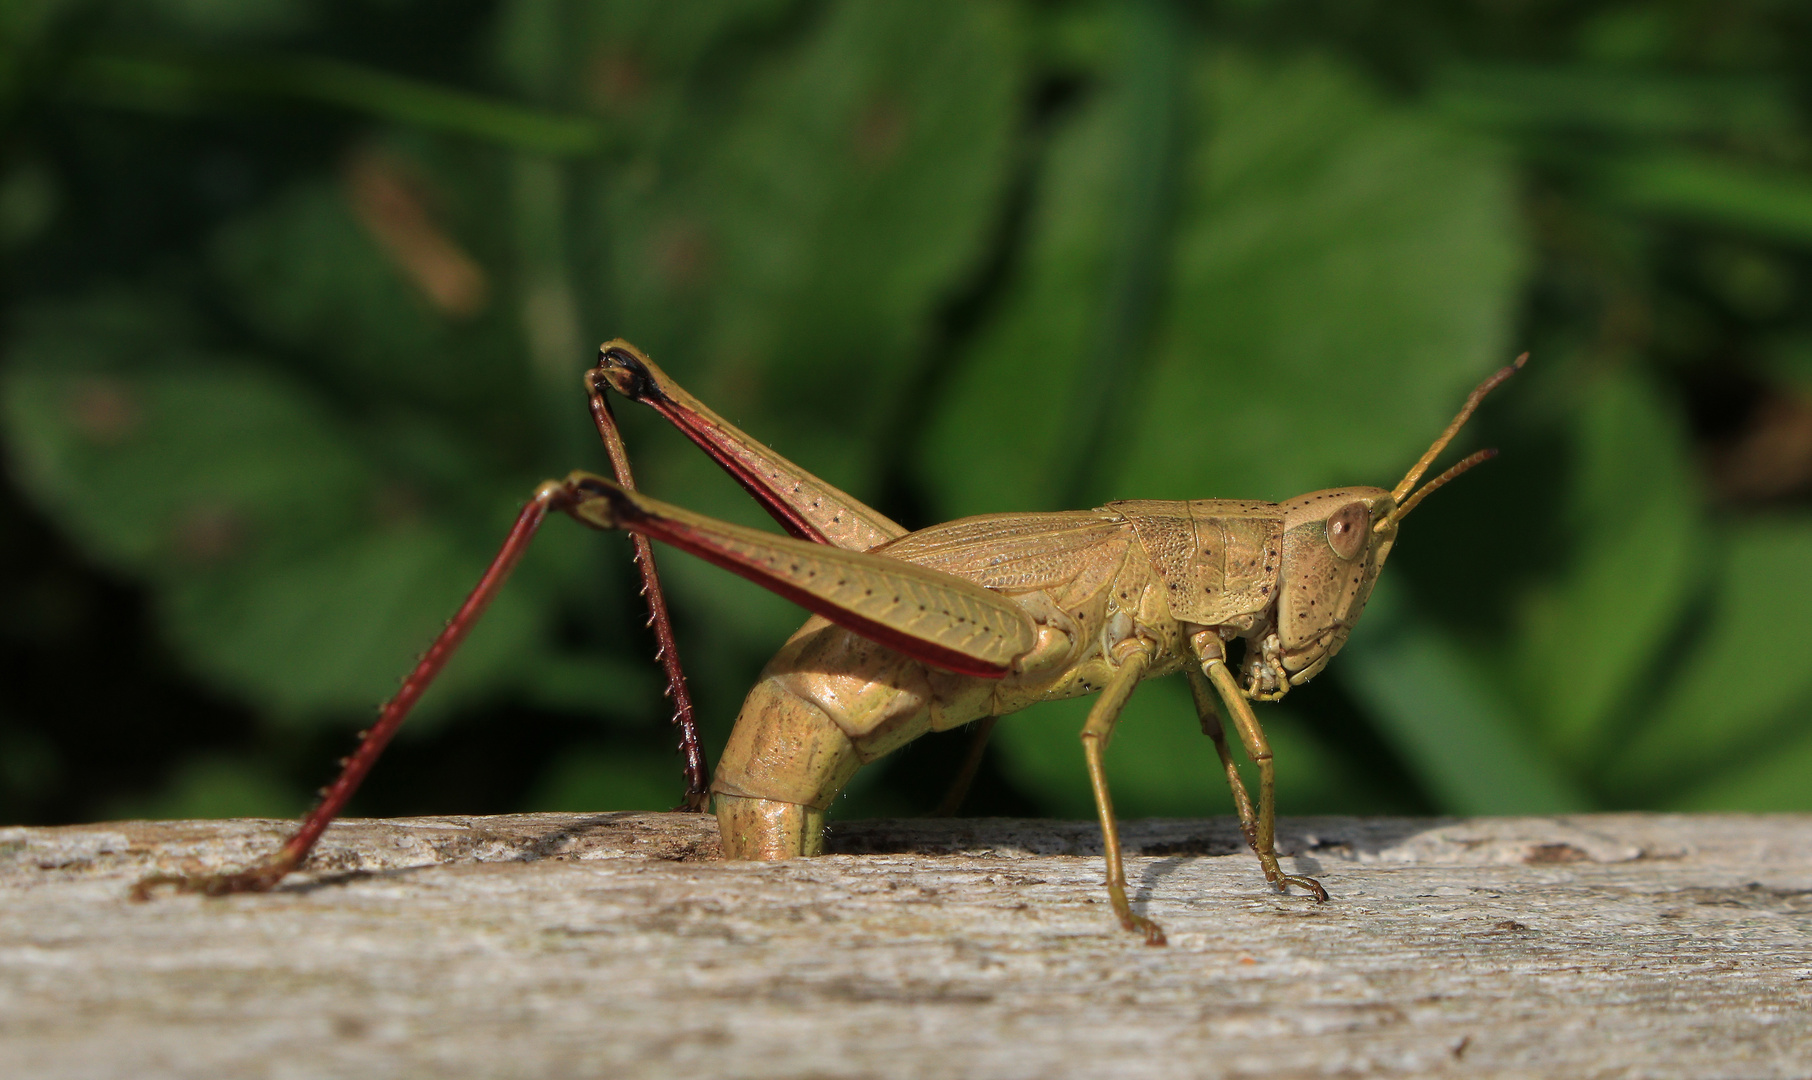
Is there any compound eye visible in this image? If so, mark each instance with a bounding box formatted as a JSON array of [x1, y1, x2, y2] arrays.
[[1326, 502, 1370, 560]]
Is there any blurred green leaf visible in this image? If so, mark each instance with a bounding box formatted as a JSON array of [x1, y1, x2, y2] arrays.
[[927, 49, 1527, 515], [514, 652, 657, 720], [991, 676, 1362, 820], [0, 295, 548, 722], [1697, 242, 1795, 321], [163, 526, 542, 721], [1117, 52, 1525, 501], [214, 181, 440, 368], [993, 680, 1219, 820], [1430, 65, 1792, 139], [525, 746, 679, 812], [0, 726, 59, 802], [1342, 584, 1591, 814], [1757, 334, 1812, 394], [1599, 151, 1812, 247], [0, 157, 56, 247], [1673, 715, 1812, 811], [104, 754, 305, 821], [67, 52, 609, 155], [1515, 368, 1702, 767], [142, 0, 312, 40], [1573, 5, 1673, 65], [608, 0, 1020, 425], [212, 179, 523, 415], [2, 355, 371, 576], [497, 0, 798, 111], [0, 0, 80, 70], [920, 0, 1183, 517], [1610, 516, 1812, 803]]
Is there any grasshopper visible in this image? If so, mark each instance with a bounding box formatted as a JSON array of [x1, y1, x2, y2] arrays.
[[137, 342, 1523, 945]]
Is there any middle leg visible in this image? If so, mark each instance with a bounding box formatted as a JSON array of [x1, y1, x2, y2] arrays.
[[1078, 646, 1164, 945], [1186, 665, 1260, 851]]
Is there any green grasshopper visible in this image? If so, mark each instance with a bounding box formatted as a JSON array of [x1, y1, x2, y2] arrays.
[[137, 342, 1522, 945]]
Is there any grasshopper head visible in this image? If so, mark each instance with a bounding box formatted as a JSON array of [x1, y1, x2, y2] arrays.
[[1260, 354, 1526, 692], [1270, 485, 1397, 688]]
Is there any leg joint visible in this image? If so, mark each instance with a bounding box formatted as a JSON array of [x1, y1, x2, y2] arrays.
[[532, 478, 576, 510]]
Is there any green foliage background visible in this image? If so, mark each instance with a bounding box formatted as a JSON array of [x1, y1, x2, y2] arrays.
[[2, 0, 1811, 825]]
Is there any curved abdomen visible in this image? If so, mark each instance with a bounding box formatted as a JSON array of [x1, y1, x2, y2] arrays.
[[712, 615, 1000, 858]]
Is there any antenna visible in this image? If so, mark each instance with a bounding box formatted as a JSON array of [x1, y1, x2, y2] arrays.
[[1389, 353, 1527, 505], [1379, 353, 1526, 531]]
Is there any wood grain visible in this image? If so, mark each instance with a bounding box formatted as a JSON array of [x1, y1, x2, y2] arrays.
[[2, 812, 1808, 1078]]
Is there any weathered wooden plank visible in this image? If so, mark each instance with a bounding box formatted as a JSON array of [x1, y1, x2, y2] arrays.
[[1, 812, 1808, 1079]]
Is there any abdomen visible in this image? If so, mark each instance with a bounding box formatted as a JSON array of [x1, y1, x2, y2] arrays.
[[711, 616, 997, 858]]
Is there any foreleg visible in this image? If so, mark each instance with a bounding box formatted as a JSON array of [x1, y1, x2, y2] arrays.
[[1189, 632, 1328, 901]]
